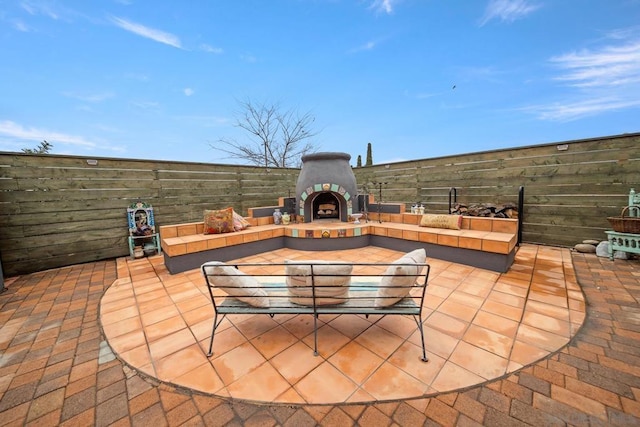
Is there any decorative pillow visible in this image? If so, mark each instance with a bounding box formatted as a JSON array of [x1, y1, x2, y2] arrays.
[[420, 214, 462, 230], [374, 248, 427, 307], [285, 260, 352, 306], [232, 209, 251, 231], [202, 261, 269, 307], [203, 207, 235, 234]]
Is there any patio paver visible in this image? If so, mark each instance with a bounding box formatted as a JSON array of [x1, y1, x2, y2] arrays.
[[0, 248, 638, 425]]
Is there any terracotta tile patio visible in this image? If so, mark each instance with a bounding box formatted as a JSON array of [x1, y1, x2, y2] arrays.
[[101, 244, 582, 405], [1, 245, 639, 425]]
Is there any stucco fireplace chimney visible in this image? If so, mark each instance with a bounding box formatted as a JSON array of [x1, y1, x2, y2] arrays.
[[295, 152, 359, 223]]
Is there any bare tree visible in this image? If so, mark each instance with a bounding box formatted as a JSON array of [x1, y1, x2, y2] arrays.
[[213, 99, 319, 168]]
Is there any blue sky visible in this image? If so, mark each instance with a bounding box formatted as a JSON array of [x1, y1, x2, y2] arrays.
[[1, 0, 639, 165]]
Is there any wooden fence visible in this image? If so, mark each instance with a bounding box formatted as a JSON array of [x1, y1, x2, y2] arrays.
[[354, 133, 639, 248], [0, 156, 299, 276], [0, 132, 638, 276]]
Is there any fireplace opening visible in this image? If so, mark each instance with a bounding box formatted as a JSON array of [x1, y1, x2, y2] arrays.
[[312, 192, 341, 221]]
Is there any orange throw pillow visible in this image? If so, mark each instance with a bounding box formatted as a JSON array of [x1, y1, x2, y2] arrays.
[[203, 207, 235, 234]]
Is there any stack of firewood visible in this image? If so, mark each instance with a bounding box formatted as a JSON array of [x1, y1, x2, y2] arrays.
[[451, 202, 518, 218]]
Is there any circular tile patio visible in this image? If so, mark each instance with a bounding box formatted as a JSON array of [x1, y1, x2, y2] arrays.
[[100, 244, 584, 404]]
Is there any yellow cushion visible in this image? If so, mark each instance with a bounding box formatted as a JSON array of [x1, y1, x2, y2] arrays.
[[203, 207, 235, 234], [420, 214, 462, 230]]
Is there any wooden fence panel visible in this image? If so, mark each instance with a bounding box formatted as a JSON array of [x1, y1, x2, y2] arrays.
[[0, 154, 299, 275], [355, 133, 639, 247], [0, 132, 638, 276]]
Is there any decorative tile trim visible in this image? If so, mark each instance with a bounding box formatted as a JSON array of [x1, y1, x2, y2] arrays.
[[296, 182, 356, 221]]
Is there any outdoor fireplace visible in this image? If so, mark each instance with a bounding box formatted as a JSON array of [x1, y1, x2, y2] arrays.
[[295, 152, 359, 223]]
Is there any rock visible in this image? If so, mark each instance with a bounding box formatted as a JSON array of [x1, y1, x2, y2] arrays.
[[574, 243, 597, 253], [595, 241, 631, 259], [614, 251, 630, 260], [596, 241, 609, 257], [583, 239, 600, 246]]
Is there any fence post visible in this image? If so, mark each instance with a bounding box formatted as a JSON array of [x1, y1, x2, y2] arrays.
[[518, 186, 524, 246]]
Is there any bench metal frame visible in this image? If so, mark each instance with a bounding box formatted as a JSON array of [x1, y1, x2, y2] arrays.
[[201, 261, 431, 362]]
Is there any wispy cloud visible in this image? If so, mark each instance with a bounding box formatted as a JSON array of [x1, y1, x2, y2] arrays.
[[240, 53, 257, 63], [606, 26, 640, 41], [524, 97, 640, 121], [13, 20, 30, 32], [409, 91, 438, 100], [94, 124, 121, 133], [130, 100, 160, 110], [348, 36, 389, 54], [183, 88, 194, 96], [174, 115, 230, 127], [454, 65, 508, 85], [404, 86, 457, 99], [550, 40, 640, 88], [525, 28, 640, 121], [19, 1, 81, 24], [21, 1, 59, 20], [0, 120, 96, 148], [369, 0, 398, 14], [62, 91, 115, 103], [200, 43, 223, 54], [110, 16, 182, 49], [350, 40, 377, 53], [123, 72, 149, 82], [479, 0, 540, 26]]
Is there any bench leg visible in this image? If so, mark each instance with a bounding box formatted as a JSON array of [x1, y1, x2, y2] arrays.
[[413, 315, 429, 362], [127, 236, 135, 259], [313, 314, 319, 356], [608, 237, 614, 261], [207, 312, 225, 357]]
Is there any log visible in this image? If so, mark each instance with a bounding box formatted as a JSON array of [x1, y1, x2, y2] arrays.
[[451, 202, 519, 218]]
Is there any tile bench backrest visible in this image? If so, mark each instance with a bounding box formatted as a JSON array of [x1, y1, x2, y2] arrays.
[[160, 217, 272, 238], [159, 214, 518, 239]]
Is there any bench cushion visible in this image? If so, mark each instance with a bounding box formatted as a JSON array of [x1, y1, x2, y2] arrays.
[[202, 261, 270, 307], [375, 248, 427, 307], [285, 260, 352, 306], [420, 214, 462, 230]]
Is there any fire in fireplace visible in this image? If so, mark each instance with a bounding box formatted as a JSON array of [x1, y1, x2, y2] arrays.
[[295, 152, 360, 223]]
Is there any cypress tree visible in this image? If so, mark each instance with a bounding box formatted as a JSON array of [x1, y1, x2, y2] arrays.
[[356, 155, 362, 167], [365, 142, 373, 166]]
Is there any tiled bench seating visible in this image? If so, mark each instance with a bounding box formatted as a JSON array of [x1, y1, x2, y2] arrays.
[[160, 213, 518, 274]]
